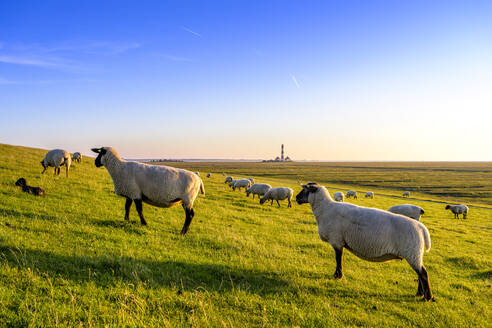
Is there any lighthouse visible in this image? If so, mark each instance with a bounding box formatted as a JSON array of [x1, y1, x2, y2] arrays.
[[281, 144, 284, 161]]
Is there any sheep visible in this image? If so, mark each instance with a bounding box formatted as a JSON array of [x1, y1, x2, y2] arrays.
[[232, 179, 252, 191], [295, 182, 433, 301], [247, 178, 255, 184], [346, 190, 357, 199], [194, 171, 200, 176], [365, 191, 374, 199], [72, 152, 82, 163], [41, 149, 71, 177], [225, 176, 233, 184], [333, 192, 344, 202], [445, 204, 469, 219], [222, 172, 226, 176], [206, 173, 211, 178], [260, 187, 293, 208], [246, 183, 271, 199], [228, 179, 237, 189], [91, 147, 205, 235], [388, 204, 425, 221], [15, 178, 46, 196], [403, 191, 410, 197]]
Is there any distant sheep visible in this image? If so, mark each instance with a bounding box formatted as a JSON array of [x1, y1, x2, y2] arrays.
[[296, 183, 433, 301], [445, 204, 468, 219], [72, 152, 82, 163], [206, 173, 211, 178], [260, 187, 293, 208], [388, 204, 425, 221], [194, 171, 200, 176], [333, 192, 344, 202], [41, 149, 71, 177], [346, 190, 357, 199], [403, 191, 410, 197], [15, 178, 46, 196], [222, 172, 226, 176], [91, 147, 205, 234], [365, 191, 374, 199], [246, 183, 271, 199], [232, 179, 252, 191]]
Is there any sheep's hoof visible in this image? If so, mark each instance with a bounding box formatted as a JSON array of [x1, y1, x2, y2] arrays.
[[333, 271, 343, 280]]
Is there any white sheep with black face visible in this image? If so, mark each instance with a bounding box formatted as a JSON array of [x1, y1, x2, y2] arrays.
[[333, 192, 344, 202], [346, 190, 357, 199], [445, 204, 468, 219], [246, 183, 271, 199], [403, 191, 410, 197], [41, 149, 72, 177], [206, 173, 211, 178], [295, 182, 433, 301], [232, 179, 252, 191], [72, 152, 82, 163], [91, 147, 204, 235], [260, 187, 293, 208], [225, 176, 233, 184], [388, 204, 425, 221], [365, 191, 374, 199]]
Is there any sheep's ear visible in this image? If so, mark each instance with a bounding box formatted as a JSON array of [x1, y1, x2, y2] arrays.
[[305, 182, 320, 193], [91, 148, 101, 153]]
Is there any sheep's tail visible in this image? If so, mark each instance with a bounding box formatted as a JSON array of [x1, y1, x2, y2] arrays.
[[420, 225, 431, 252], [199, 179, 205, 196]]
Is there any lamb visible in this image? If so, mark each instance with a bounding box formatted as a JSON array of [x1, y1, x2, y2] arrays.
[[206, 173, 211, 178], [15, 178, 46, 196], [246, 183, 271, 199], [91, 147, 205, 235], [225, 176, 233, 184], [445, 204, 468, 219], [333, 191, 344, 202], [388, 204, 425, 221], [41, 149, 71, 177], [260, 187, 293, 208], [365, 191, 374, 199], [346, 190, 357, 199], [296, 182, 433, 301], [232, 179, 252, 191], [403, 191, 410, 197], [72, 152, 82, 163]]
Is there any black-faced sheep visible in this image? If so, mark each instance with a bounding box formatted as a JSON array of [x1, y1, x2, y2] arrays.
[[260, 187, 293, 208], [333, 192, 344, 202], [403, 191, 410, 197], [15, 178, 46, 196], [41, 149, 71, 177], [246, 183, 271, 199], [445, 204, 468, 219], [388, 204, 425, 221], [296, 182, 433, 301], [91, 147, 204, 235], [72, 152, 82, 163], [346, 190, 357, 199], [365, 191, 374, 199]]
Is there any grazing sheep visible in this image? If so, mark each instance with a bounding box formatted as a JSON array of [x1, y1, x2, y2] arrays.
[[15, 178, 46, 196], [403, 191, 410, 197], [445, 204, 469, 219], [232, 179, 252, 191], [246, 183, 271, 199], [72, 152, 82, 163], [333, 192, 344, 202], [247, 178, 255, 184], [260, 187, 293, 208], [41, 149, 71, 177], [365, 191, 374, 199], [206, 173, 211, 178], [225, 176, 233, 184], [388, 204, 425, 221], [296, 183, 433, 301], [222, 172, 226, 176], [228, 179, 237, 189], [346, 190, 357, 199], [91, 147, 205, 235]]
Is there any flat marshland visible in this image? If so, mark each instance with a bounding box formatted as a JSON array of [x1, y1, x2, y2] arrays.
[[0, 144, 490, 327]]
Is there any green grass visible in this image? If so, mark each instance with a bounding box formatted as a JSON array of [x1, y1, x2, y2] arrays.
[[0, 143, 490, 327]]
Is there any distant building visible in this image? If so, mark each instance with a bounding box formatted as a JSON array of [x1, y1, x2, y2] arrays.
[[263, 144, 293, 162]]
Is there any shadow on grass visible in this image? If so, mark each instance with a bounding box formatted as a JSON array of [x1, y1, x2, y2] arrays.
[[90, 219, 147, 235], [0, 208, 59, 221], [0, 245, 290, 296]]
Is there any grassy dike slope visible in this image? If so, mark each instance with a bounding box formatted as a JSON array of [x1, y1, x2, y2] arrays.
[[0, 143, 490, 327]]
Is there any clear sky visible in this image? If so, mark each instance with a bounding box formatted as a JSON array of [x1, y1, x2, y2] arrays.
[[1, 1, 491, 160]]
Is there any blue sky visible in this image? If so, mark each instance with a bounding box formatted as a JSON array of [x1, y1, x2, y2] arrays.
[[1, 1, 491, 160]]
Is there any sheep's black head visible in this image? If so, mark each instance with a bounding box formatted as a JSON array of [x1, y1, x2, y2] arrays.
[[296, 182, 321, 204], [445, 205, 451, 210], [91, 147, 107, 167], [259, 197, 266, 205], [40, 160, 47, 169], [15, 178, 27, 187]]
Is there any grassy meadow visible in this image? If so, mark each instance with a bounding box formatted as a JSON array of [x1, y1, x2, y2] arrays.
[[0, 143, 490, 327]]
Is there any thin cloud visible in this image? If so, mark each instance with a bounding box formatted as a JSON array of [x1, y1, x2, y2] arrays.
[[181, 26, 202, 37], [290, 74, 300, 89], [0, 55, 75, 69], [42, 41, 141, 55], [160, 54, 194, 62]]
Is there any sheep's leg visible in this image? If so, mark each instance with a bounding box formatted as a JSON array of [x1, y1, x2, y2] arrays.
[[270, 200, 273, 206], [333, 247, 344, 279], [415, 266, 433, 301], [124, 197, 132, 221], [277, 200, 281, 207], [180, 205, 194, 235], [41, 167, 47, 174], [66, 165, 69, 177], [416, 277, 424, 297], [53, 167, 57, 175], [288, 199, 292, 208], [134, 199, 147, 225]]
